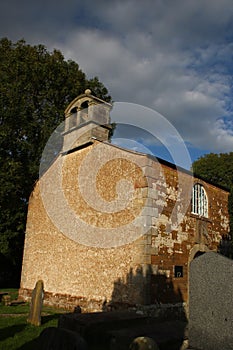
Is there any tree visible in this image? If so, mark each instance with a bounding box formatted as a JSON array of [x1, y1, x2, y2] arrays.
[[0, 38, 111, 286], [192, 153, 233, 190], [192, 152, 233, 257]]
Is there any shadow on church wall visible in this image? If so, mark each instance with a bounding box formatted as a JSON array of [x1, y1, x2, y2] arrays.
[[102, 265, 187, 349], [103, 265, 186, 321], [218, 233, 233, 258]]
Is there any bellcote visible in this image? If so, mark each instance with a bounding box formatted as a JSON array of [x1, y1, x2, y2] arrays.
[[63, 89, 112, 153]]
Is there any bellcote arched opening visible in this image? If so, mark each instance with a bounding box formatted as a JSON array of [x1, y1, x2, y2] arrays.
[[62, 89, 112, 152]]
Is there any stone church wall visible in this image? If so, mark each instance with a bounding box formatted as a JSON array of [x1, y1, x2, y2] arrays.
[[150, 161, 229, 303], [19, 141, 229, 311]]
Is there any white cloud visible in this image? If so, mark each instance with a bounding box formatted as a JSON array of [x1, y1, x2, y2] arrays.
[[211, 119, 233, 152], [0, 0, 233, 158]]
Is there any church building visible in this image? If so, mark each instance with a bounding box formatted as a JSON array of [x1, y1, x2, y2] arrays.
[[19, 90, 230, 311]]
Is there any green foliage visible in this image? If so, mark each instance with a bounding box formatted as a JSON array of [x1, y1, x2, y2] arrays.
[[192, 152, 233, 190], [192, 152, 233, 257], [0, 38, 111, 285]]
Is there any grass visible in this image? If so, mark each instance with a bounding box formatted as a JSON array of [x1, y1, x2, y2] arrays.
[[0, 290, 185, 350], [0, 289, 68, 350]]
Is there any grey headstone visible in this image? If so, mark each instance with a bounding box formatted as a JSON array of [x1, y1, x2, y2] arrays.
[[189, 252, 233, 350]]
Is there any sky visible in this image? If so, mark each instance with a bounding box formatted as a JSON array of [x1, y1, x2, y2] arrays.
[[0, 0, 233, 167]]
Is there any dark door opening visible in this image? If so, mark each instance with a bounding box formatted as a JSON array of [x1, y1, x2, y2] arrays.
[[193, 251, 205, 259]]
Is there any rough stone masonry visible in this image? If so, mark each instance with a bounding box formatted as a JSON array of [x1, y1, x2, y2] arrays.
[[19, 90, 230, 312]]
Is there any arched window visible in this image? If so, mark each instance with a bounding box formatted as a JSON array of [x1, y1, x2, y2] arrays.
[[191, 183, 208, 217]]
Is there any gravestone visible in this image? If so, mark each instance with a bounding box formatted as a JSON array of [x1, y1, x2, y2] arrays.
[[129, 336, 159, 350], [2, 294, 11, 306], [27, 280, 44, 326], [37, 327, 87, 350], [189, 252, 233, 350]]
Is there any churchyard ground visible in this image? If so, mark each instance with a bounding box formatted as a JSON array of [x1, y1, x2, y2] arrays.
[[0, 288, 68, 350]]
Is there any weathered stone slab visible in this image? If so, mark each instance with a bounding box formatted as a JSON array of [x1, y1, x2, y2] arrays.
[[59, 311, 148, 348], [27, 280, 44, 326], [58, 310, 147, 336], [108, 320, 187, 350], [0, 292, 9, 302], [2, 294, 11, 306], [59, 311, 187, 350], [189, 252, 233, 350]]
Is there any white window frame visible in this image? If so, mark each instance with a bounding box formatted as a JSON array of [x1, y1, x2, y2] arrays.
[[191, 183, 208, 218]]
